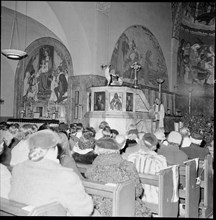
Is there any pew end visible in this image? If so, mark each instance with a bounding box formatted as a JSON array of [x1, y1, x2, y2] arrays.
[[82, 179, 135, 216], [199, 154, 213, 218], [139, 166, 179, 217], [179, 159, 200, 218]]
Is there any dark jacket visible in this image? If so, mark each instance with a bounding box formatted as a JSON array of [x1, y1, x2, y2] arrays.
[[157, 143, 188, 165], [181, 143, 210, 160]]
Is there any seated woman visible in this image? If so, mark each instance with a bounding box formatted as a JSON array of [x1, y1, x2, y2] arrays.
[[85, 134, 152, 217], [8, 129, 94, 216], [72, 127, 97, 164]]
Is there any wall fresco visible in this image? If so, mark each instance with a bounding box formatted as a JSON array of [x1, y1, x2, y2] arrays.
[[23, 45, 68, 104], [110, 25, 168, 90]]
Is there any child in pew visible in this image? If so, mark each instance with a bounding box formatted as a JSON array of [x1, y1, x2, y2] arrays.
[[8, 129, 94, 216], [125, 133, 168, 205], [85, 134, 152, 217]]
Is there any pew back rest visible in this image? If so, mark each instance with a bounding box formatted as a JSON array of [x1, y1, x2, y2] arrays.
[[200, 155, 213, 205], [139, 166, 178, 217], [179, 159, 200, 218], [0, 197, 67, 216], [82, 179, 135, 216]]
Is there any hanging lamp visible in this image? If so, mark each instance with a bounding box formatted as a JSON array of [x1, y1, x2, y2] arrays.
[[1, 1, 27, 60]]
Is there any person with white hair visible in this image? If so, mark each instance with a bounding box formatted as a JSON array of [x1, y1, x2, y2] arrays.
[[179, 127, 191, 148], [9, 129, 94, 216]]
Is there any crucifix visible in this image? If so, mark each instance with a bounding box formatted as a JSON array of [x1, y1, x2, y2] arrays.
[[131, 62, 141, 88]]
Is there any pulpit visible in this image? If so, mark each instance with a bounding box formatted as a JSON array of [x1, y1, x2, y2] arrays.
[[84, 86, 153, 135]]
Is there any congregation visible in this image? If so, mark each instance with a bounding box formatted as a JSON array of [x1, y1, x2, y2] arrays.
[[0, 119, 214, 217]]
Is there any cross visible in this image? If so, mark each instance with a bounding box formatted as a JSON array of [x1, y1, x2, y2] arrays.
[[131, 62, 141, 88]]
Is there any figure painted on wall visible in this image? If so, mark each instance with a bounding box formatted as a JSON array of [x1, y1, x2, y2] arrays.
[[37, 46, 54, 95], [54, 66, 68, 103], [177, 41, 215, 87], [177, 39, 186, 78], [205, 45, 215, 85], [23, 61, 38, 102], [124, 39, 140, 80], [142, 50, 153, 85], [183, 2, 215, 26], [110, 92, 122, 111], [49, 69, 58, 102]]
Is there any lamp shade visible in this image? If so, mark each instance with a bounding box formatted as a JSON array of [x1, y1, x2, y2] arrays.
[[1, 49, 27, 60]]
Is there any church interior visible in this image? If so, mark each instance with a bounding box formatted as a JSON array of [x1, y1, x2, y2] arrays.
[[0, 1, 214, 218]]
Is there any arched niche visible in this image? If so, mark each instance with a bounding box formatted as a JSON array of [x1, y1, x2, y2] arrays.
[[14, 37, 73, 123], [110, 25, 169, 91]]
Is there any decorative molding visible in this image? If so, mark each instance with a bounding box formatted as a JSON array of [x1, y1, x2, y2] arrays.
[[96, 2, 111, 16]]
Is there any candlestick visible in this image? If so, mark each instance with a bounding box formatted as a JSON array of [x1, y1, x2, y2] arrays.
[[156, 78, 165, 102]]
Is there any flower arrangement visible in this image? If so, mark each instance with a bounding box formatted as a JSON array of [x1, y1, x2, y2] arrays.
[[181, 110, 214, 144]]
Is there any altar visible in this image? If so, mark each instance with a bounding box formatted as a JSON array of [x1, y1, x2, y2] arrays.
[[84, 86, 153, 135]]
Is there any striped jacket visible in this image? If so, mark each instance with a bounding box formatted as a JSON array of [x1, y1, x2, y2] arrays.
[[127, 150, 167, 204]]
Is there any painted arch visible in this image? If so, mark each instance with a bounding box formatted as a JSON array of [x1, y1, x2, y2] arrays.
[[110, 25, 169, 90]]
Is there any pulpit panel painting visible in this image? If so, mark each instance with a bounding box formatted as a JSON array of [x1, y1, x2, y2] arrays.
[[126, 93, 133, 111], [109, 92, 123, 111], [23, 45, 68, 105], [94, 92, 105, 111], [110, 25, 168, 90]]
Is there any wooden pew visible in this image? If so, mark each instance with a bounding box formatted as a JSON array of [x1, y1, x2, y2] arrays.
[[0, 197, 67, 216], [76, 163, 135, 216], [0, 179, 135, 217], [198, 154, 213, 218], [139, 166, 179, 217], [178, 159, 201, 218], [83, 179, 135, 216]]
